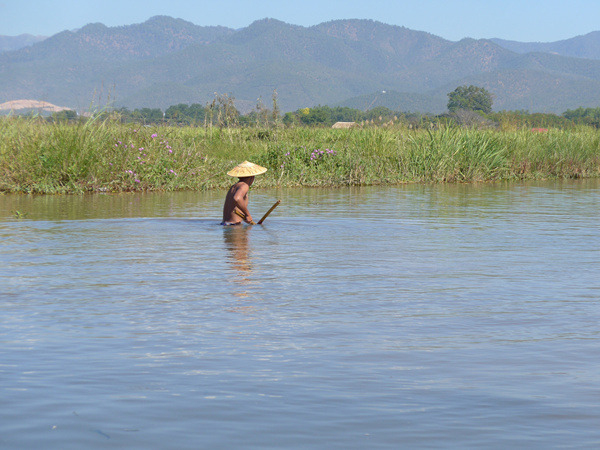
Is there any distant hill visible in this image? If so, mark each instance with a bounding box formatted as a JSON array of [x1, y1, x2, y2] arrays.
[[1, 16, 233, 63], [0, 34, 46, 53], [2, 16, 600, 113], [491, 31, 600, 60], [337, 90, 447, 113]]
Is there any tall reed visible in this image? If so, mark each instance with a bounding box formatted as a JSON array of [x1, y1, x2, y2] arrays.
[[1, 117, 598, 194]]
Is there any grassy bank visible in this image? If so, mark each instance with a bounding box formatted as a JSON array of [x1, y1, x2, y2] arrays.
[[1, 117, 599, 193]]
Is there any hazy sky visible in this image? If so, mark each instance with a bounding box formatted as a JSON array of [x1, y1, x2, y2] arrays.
[[1, 0, 599, 42]]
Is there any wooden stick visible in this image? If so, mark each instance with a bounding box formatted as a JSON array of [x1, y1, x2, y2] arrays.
[[234, 209, 255, 224], [233, 200, 281, 225], [258, 200, 281, 224]]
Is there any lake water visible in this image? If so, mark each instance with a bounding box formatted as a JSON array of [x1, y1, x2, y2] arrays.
[[1, 180, 599, 449]]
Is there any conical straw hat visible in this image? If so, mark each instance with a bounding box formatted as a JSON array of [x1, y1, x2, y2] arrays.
[[227, 160, 268, 177]]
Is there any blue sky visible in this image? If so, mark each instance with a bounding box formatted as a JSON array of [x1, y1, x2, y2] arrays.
[[1, 0, 599, 42]]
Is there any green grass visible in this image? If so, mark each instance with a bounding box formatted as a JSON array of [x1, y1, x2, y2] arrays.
[[1, 116, 599, 193]]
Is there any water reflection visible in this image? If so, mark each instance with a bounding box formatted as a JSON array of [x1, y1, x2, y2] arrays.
[[222, 225, 254, 298], [0, 190, 225, 222]]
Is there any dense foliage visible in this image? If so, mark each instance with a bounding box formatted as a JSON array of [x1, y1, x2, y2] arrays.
[[447, 85, 494, 114], [12, 87, 600, 130], [1, 116, 599, 194], [563, 107, 600, 127], [32, 100, 600, 130]]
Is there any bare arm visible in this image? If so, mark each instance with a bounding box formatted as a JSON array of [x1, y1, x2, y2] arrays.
[[233, 183, 253, 223]]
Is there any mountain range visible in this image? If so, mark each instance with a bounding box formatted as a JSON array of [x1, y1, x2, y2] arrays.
[[2, 16, 600, 114], [0, 34, 47, 53]]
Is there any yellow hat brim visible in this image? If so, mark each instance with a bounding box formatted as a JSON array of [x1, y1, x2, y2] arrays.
[[227, 161, 268, 177]]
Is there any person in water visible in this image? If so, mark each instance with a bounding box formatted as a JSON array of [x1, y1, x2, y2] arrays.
[[221, 161, 268, 226]]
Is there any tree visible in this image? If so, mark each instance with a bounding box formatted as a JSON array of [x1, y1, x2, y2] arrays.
[[298, 106, 331, 126], [50, 109, 78, 122], [165, 103, 207, 125], [132, 108, 164, 124], [447, 85, 493, 114], [282, 112, 299, 127], [165, 104, 189, 124]]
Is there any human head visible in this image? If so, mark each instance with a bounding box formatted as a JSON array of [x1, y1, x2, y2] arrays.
[[238, 176, 255, 186]]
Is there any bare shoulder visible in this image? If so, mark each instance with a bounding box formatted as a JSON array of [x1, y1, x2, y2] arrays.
[[233, 181, 250, 196]]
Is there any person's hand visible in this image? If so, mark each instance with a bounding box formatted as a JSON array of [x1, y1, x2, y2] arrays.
[[245, 214, 254, 224]]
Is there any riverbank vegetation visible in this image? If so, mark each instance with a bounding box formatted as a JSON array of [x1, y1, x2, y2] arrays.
[[1, 113, 599, 194]]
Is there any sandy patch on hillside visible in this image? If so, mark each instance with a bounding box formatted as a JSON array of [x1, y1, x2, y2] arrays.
[[0, 99, 72, 112]]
